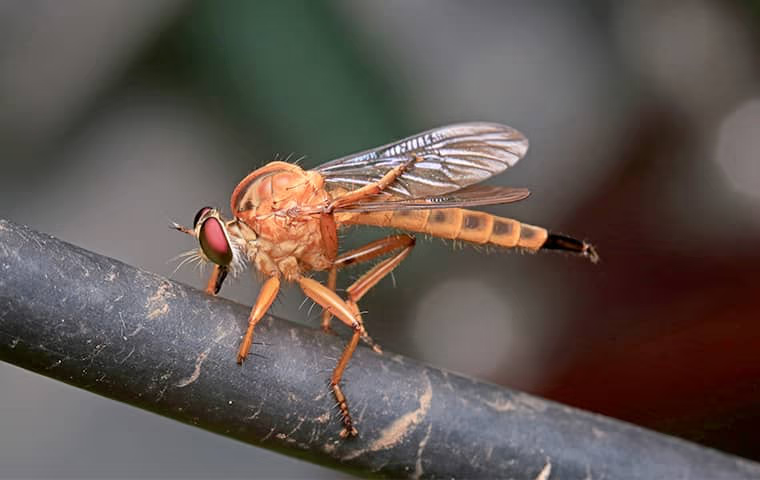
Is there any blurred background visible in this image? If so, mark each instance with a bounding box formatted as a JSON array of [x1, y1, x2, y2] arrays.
[[1, 0, 759, 477]]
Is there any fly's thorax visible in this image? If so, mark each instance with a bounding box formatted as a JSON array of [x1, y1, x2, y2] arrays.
[[250, 218, 333, 279], [249, 237, 306, 280], [230, 162, 328, 218], [228, 162, 335, 278]]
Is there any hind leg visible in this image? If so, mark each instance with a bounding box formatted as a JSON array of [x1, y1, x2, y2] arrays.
[[321, 235, 415, 351], [298, 276, 365, 437]]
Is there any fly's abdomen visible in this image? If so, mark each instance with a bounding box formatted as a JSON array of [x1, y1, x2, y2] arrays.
[[420, 209, 548, 250], [337, 208, 548, 251]]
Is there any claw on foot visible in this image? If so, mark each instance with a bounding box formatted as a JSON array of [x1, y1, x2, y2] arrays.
[[237, 337, 252, 364]]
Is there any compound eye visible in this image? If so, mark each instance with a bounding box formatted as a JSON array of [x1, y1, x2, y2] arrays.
[[193, 206, 212, 228], [199, 217, 233, 266]]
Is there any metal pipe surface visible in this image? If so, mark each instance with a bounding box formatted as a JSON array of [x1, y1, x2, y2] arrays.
[[1, 218, 758, 478]]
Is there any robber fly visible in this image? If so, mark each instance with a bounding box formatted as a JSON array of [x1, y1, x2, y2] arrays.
[[173, 122, 598, 438]]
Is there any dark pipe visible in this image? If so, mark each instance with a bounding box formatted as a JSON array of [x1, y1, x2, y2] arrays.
[[0, 218, 757, 479]]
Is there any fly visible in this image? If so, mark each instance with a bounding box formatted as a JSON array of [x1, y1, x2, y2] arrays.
[[172, 122, 598, 437]]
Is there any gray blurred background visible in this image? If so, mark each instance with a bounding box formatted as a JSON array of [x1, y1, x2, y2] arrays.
[[1, 0, 760, 478]]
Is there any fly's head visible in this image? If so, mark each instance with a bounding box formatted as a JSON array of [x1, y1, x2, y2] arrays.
[[171, 206, 248, 277]]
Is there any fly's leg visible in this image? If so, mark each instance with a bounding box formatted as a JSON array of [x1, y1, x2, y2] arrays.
[[321, 235, 416, 351], [332, 328, 361, 438], [327, 156, 419, 212], [343, 236, 415, 353], [204, 265, 228, 295], [323, 236, 405, 332], [298, 276, 365, 437], [237, 276, 280, 364], [322, 267, 338, 333]]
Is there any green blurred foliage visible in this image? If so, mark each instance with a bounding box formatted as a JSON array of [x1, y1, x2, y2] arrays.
[[175, 0, 409, 164]]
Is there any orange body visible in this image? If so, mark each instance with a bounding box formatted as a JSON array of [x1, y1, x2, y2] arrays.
[[229, 162, 545, 281], [229, 162, 337, 279]]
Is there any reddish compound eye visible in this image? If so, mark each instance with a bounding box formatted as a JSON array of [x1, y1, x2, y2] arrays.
[[199, 217, 233, 266]]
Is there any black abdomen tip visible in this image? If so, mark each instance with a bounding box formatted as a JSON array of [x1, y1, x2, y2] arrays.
[[542, 233, 599, 263]]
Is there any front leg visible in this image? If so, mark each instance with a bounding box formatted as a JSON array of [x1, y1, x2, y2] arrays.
[[237, 276, 280, 364], [204, 265, 228, 295], [298, 276, 363, 437]]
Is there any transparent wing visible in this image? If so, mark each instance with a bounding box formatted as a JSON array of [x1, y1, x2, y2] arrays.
[[335, 185, 530, 212], [315, 122, 528, 199]]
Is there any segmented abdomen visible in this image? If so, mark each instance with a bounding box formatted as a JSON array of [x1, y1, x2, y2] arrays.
[[335, 208, 548, 251]]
